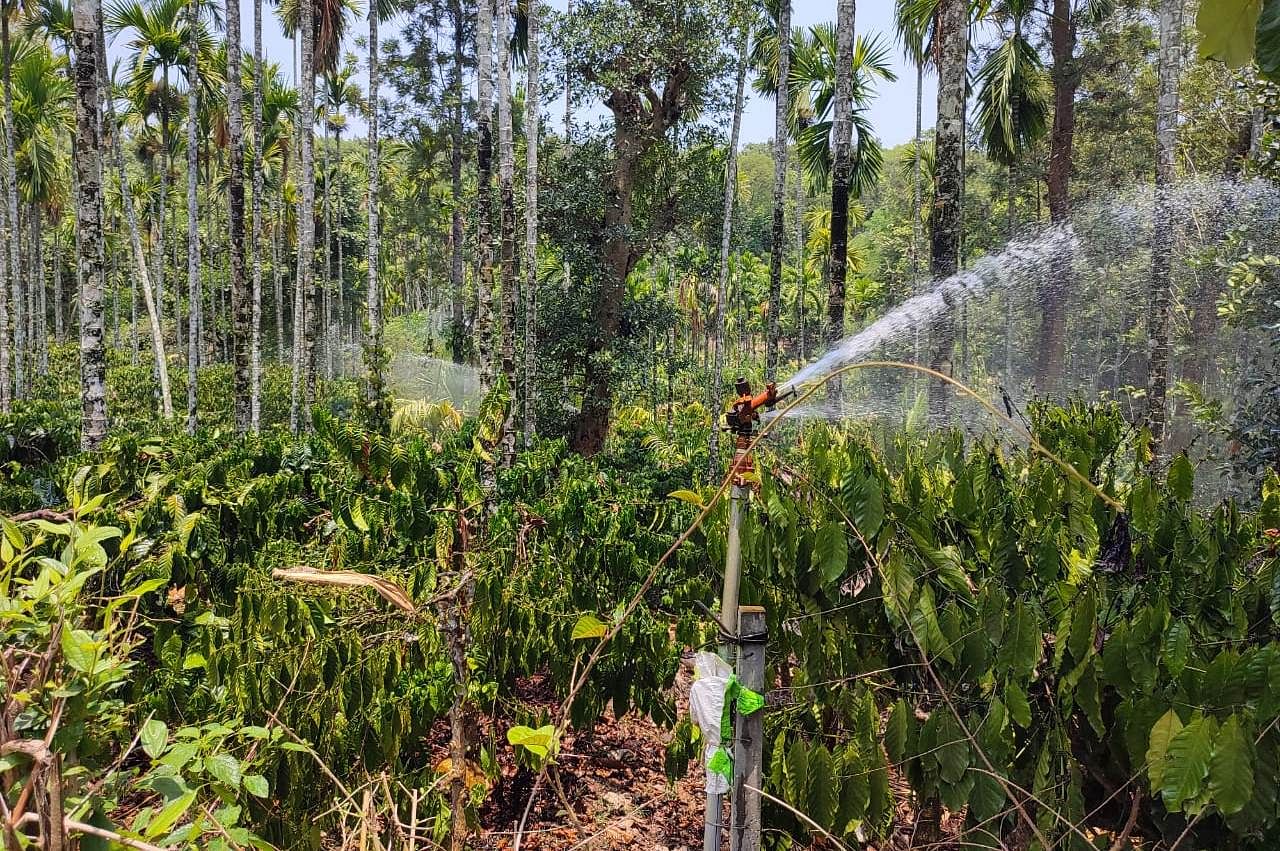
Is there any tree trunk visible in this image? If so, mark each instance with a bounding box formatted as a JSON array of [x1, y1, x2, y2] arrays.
[[523, 0, 539, 444], [72, 0, 107, 449], [99, 27, 173, 418], [927, 0, 969, 415], [30, 203, 44, 374], [1038, 0, 1078, 391], [250, 0, 264, 429], [186, 0, 201, 433], [707, 19, 750, 476], [448, 0, 466, 364], [1146, 0, 1183, 456], [275, 181, 284, 362], [826, 0, 856, 404], [765, 0, 790, 377], [4, 16, 22, 402], [497, 0, 517, 466], [228, 0, 249, 424], [365, 0, 388, 431], [291, 0, 318, 433], [912, 58, 923, 291], [475, 0, 495, 395], [53, 229, 63, 344]]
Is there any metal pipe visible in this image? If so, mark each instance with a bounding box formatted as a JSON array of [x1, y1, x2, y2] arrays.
[[705, 478, 747, 851]]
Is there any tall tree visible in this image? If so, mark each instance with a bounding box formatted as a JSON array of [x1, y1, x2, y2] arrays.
[[475, 0, 494, 394], [1146, 0, 1182, 454], [894, 0, 933, 291], [72, 0, 106, 448], [707, 14, 749, 474], [447, 0, 465, 364], [3, 0, 24, 401], [364, 0, 389, 430], [496, 0, 515, 465], [927, 0, 968, 411], [184, 0, 198, 431], [227, 0, 249, 431], [523, 0, 539, 443], [765, 0, 789, 376], [99, 20, 174, 418], [290, 0, 317, 432], [825, 0, 855, 403], [250, 0, 265, 428]]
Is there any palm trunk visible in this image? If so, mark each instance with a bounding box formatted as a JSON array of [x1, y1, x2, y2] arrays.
[[274, 188, 284, 361], [99, 28, 173, 418], [475, 0, 495, 394], [185, 0, 201, 433], [365, 0, 387, 430], [52, 229, 63, 344], [226, 0, 248, 431], [1147, 0, 1183, 455], [250, 0, 264, 429], [707, 20, 749, 477], [72, 0, 107, 449], [448, 0, 465, 363], [564, 0, 572, 140], [497, 0, 517, 466], [30, 203, 44, 374], [4, 15, 23, 402], [335, 127, 344, 368], [522, 0, 539, 445], [291, 0, 318, 432], [912, 58, 923, 290], [765, 0, 790, 377], [826, 0, 856, 405], [1039, 0, 1077, 391]]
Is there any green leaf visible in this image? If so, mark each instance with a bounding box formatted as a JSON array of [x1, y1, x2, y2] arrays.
[[1209, 715, 1254, 815], [205, 753, 242, 789], [1068, 590, 1096, 664], [1196, 0, 1262, 67], [667, 488, 705, 507], [935, 714, 970, 785], [997, 600, 1040, 680], [1147, 709, 1184, 793], [842, 472, 884, 538], [507, 724, 558, 761], [1005, 682, 1031, 729], [880, 549, 915, 622], [1163, 620, 1191, 678], [243, 774, 270, 799], [140, 719, 168, 760], [60, 628, 99, 674], [784, 737, 809, 807], [884, 700, 911, 764], [240, 726, 270, 740], [1168, 454, 1194, 502], [814, 522, 848, 585], [1260, 0, 1280, 78], [144, 790, 195, 839], [570, 614, 607, 641], [1162, 716, 1217, 811], [968, 768, 1007, 822], [807, 744, 839, 829]]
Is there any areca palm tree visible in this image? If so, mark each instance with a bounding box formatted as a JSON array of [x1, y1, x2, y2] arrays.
[[894, 0, 936, 289], [321, 57, 361, 371]]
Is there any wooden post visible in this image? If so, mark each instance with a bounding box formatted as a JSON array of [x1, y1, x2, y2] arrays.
[[730, 606, 766, 851]]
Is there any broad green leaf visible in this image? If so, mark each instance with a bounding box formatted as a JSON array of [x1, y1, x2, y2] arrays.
[[784, 737, 809, 807], [807, 744, 839, 829], [842, 472, 884, 538], [182, 652, 207, 671], [1162, 716, 1216, 810], [243, 774, 270, 799], [884, 700, 911, 764], [1147, 709, 1184, 793], [140, 719, 168, 760], [1260, 0, 1280, 78], [144, 790, 195, 839], [996, 600, 1040, 680], [1163, 620, 1191, 678], [60, 629, 99, 674], [909, 585, 952, 663], [1209, 715, 1254, 815], [1068, 590, 1096, 664], [815, 521, 848, 585], [1196, 0, 1262, 66], [968, 769, 1007, 822], [507, 724, 557, 760], [240, 726, 270, 740], [1168, 454, 1194, 502], [934, 713, 970, 784], [1005, 683, 1031, 729], [570, 614, 607, 641], [205, 753, 242, 789], [1076, 661, 1105, 737], [667, 489, 705, 507], [880, 549, 915, 622]]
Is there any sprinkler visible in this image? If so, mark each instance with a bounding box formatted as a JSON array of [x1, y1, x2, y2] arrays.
[[703, 377, 794, 851]]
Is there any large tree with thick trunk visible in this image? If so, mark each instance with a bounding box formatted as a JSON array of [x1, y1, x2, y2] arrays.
[[561, 0, 729, 456]]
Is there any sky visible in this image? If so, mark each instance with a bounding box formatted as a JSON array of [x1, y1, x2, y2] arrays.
[[107, 0, 935, 151]]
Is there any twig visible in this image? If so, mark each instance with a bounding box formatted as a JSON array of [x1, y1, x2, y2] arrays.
[[1107, 790, 1141, 851], [744, 784, 852, 851]]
